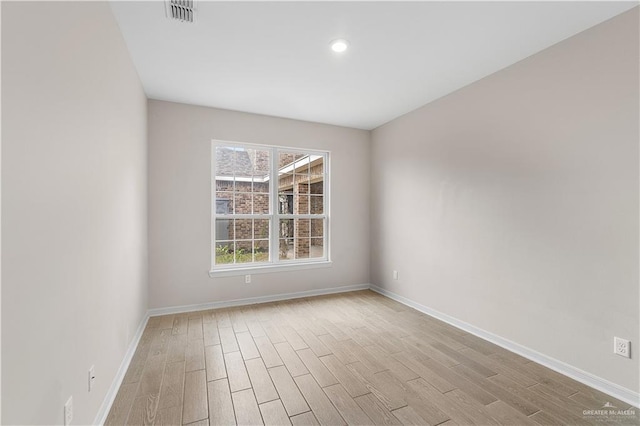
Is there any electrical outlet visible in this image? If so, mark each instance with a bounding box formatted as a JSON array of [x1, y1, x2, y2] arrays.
[[245, 274, 251, 284], [88, 365, 96, 392], [393, 270, 399, 280], [614, 337, 630, 358], [64, 396, 73, 426]]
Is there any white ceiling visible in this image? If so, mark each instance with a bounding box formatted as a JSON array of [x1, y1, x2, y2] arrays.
[[110, 1, 637, 130]]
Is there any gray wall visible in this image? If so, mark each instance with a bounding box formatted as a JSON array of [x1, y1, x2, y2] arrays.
[[371, 8, 639, 393], [1, 2, 148, 424], [148, 100, 370, 309]]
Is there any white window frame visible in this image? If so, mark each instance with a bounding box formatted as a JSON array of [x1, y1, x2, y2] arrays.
[[209, 140, 331, 277]]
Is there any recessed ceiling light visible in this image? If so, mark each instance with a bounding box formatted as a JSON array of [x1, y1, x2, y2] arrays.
[[330, 39, 349, 53]]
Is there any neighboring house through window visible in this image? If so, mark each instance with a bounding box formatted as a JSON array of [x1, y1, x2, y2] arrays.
[[210, 141, 329, 274]]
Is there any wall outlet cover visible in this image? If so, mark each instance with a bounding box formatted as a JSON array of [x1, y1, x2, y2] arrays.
[[614, 337, 630, 358]]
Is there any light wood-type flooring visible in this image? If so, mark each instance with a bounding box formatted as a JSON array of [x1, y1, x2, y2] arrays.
[[106, 290, 637, 425]]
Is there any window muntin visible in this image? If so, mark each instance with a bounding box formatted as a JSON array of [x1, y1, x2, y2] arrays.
[[212, 142, 328, 271]]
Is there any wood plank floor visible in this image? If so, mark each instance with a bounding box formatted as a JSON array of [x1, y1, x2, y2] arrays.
[[106, 290, 637, 425]]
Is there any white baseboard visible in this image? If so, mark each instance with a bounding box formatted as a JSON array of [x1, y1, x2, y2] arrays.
[[93, 312, 150, 425], [147, 283, 371, 317], [369, 284, 640, 409]]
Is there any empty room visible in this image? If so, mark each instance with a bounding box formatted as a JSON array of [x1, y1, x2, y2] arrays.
[[1, 1, 639, 425]]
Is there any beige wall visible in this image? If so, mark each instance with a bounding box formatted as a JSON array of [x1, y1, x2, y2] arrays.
[[1, 2, 148, 424], [148, 100, 370, 309], [371, 8, 639, 393]]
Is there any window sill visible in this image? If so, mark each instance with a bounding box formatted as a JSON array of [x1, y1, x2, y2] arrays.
[[209, 260, 332, 278]]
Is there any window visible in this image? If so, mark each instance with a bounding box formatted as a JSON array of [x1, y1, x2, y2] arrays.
[[211, 141, 329, 274]]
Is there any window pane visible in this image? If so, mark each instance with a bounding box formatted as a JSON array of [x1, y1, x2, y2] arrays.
[[215, 195, 234, 214], [310, 238, 324, 258], [295, 156, 310, 175], [295, 194, 309, 215], [215, 242, 234, 264], [235, 219, 253, 241], [310, 180, 323, 195], [310, 195, 323, 214], [234, 192, 252, 214], [296, 173, 310, 186], [233, 148, 253, 179], [216, 179, 234, 192], [215, 219, 234, 241], [252, 180, 269, 194], [279, 152, 305, 169], [279, 219, 294, 239], [295, 162, 310, 215], [278, 170, 294, 184], [215, 147, 236, 178], [292, 219, 310, 259], [279, 239, 293, 260], [251, 149, 270, 177], [253, 194, 269, 214], [294, 238, 310, 259], [254, 219, 269, 240], [254, 240, 269, 262], [278, 191, 294, 214], [311, 219, 323, 238], [295, 219, 310, 238], [236, 241, 253, 263], [278, 165, 294, 215], [235, 180, 252, 193]]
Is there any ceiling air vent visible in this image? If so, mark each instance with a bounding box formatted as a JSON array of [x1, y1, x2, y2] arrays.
[[166, 0, 195, 23]]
